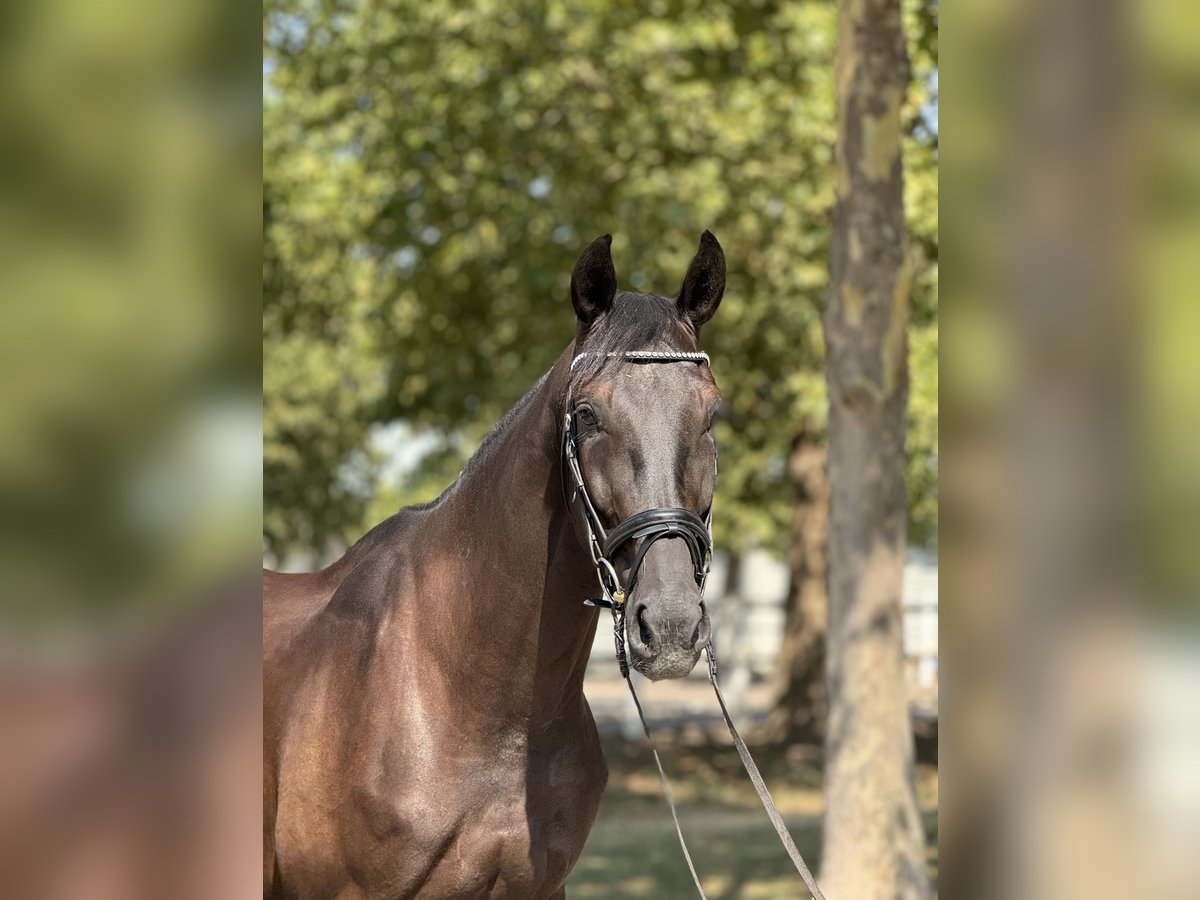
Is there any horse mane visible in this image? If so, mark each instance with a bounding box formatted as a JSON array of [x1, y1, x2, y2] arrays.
[[457, 370, 549, 480], [331, 382, 547, 566]]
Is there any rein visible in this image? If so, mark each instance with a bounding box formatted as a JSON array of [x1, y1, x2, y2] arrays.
[[562, 350, 828, 900]]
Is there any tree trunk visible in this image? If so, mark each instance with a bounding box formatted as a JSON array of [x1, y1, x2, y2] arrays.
[[767, 429, 829, 747], [820, 0, 930, 897]]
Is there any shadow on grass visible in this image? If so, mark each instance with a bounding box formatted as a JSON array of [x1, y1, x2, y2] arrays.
[[568, 734, 938, 899]]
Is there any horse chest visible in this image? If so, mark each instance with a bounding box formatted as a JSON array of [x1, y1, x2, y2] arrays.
[[333, 729, 606, 900]]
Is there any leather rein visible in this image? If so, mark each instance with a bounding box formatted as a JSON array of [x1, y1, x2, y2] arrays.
[[562, 349, 828, 900]]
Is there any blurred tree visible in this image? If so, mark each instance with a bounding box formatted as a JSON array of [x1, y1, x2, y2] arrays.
[[819, 0, 931, 896]]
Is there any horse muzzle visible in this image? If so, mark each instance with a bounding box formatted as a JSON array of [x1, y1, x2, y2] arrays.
[[625, 588, 711, 681]]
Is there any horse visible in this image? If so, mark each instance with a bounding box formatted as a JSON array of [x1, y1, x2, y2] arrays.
[[264, 231, 726, 899]]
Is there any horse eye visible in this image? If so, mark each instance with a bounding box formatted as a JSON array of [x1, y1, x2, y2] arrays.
[[576, 405, 599, 429]]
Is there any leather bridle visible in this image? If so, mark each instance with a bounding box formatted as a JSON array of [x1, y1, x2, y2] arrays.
[[561, 350, 714, 677]]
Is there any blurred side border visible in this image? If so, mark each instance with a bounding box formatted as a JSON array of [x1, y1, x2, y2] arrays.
[[0, 0, 263, 896], [941, 0, 1200, 897]]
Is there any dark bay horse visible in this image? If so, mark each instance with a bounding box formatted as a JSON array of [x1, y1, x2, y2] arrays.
[[264, 232, 726, 899]]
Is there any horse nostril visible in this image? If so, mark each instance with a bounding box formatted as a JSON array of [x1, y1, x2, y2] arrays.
[[637, 606, 655, 650]]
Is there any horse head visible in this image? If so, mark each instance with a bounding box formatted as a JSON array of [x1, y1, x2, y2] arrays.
[[566, 231, 725, 680]]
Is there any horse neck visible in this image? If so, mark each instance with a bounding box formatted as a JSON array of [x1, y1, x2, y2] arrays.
[[423, 349, 599, 726]]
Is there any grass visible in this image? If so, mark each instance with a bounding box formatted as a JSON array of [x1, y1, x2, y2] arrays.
[[568, 732, 938, 899]]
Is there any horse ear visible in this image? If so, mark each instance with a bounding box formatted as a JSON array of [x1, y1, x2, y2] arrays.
[[677, 230, 725, 330], [570, 234, 617, 325]]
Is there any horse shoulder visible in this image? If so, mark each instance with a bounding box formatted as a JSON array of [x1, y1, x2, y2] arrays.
[[266, 533, 428, 897]]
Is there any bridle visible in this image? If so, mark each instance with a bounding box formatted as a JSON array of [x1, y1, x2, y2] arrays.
[[562, 350, 714, 677], [560, 348, 828, 900]]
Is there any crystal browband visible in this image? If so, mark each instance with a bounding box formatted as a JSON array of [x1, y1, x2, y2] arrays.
[[570, 350, 710, 370]]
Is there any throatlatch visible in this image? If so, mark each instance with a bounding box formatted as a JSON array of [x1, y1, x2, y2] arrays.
[[561, 348, 827, 900]]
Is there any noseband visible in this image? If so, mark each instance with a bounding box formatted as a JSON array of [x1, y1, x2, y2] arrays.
[[561, 350, 714, 640]]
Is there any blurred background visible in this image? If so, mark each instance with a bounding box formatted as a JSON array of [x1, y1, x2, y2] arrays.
[[0, 0, 261, 896], [941, 0, 1200, 897], [262, 0, 937, 897]]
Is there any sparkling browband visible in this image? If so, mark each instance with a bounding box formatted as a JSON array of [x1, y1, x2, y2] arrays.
[[570, 350, 710, 370]]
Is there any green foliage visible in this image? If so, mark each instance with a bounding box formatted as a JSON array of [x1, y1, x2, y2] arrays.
[[264, 0, 938, 559]]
